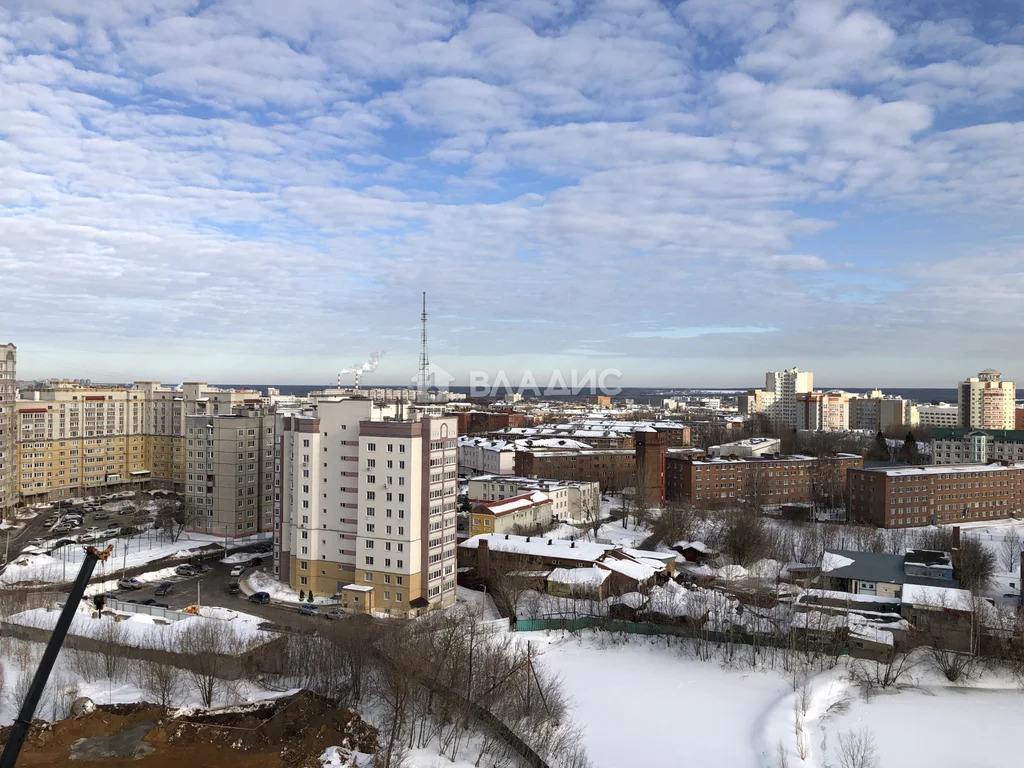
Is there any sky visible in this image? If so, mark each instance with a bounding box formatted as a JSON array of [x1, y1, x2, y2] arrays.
[[1, 0, 1023, 389]]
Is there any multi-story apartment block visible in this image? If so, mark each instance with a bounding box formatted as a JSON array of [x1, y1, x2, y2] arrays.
[[766, 367, 814, 426], [796, 391, 851, 431], [930, 428, 1024, 465], [13, 380, 262, 503], [457, 437, 517, 476], [848, 463, 1024, 528], [738, 388, 776, 417], [916, 403, 960, 429], [958, 369, 1015, 429], [848, 392, 919, 432], [276, 398, 458, 616], [184, 409, 274, 538], [708, 437, 781, 458], [665, 453, 864, 507], [467, 475, 601, 524], [469, 490, 553, 536], [0, 344, 15, 519]]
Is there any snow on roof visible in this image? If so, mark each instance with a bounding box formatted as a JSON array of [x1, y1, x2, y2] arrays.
[[342, 584, 374, 592], [901, 583, 974, 611], [599, 556, 659, 583], [646, 581, 706, 619], [624, 548, 676, 563], [478, 490, 551, 516], [514, 437, 594, 450], [673, 540, 710, 553], [460, 533, 615, 562], [547, 567, 610, 587], [690, 453, 861, 465], [868, 463, 1024, 477], [821, 551, 855, 573], [797, 589, 901, 605], [716, 564, 748, 581]]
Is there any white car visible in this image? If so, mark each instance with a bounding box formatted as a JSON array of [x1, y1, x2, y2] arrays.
[[230, 565, 245, 577]]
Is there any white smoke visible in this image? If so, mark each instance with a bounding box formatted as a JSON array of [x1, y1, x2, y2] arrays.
[[340, 350, 384, 375]]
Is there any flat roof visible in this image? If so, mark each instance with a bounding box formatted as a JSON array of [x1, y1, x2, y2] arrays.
[[857, 463, 1024, 477]]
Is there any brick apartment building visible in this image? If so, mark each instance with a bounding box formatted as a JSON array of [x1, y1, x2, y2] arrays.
[[514, 448, 636, 491], [456, 410, 528, 435], [665, 453, 864, 508], [848, 462, 1024, 528]]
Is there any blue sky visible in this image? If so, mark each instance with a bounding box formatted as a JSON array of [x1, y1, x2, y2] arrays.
[[1, 0, 1022, 388]]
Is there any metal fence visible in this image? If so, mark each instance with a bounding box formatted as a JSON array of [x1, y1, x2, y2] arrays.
[[103, 596, 190, 622]]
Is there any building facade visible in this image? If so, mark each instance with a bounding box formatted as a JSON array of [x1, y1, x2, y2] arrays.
[[848, 463, 1024, 528], [766, 367, 814, 426], [849, 393, 919, 432], [466, 475, 600, 524], [707, 437, 781, 458], [916, 403, 960, 429], [276, 398, 458, 616], [796, 391, 851, 431], [665, 453, 864, 508], [930, 428, 1024, 465], [469, 490, 553, 536], [958, 369, 1015, 429], [12, 381, 262, 503], [0, 344, 15, 519], [457, 437, 517, 476], [184, 409, 275, 538]]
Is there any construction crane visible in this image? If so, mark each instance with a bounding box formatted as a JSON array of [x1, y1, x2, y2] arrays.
[[0, 544, 113, 768]]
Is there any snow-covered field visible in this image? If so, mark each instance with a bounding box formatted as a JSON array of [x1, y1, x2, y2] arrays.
[[524, 631, 1024, 768], [243, 569, 339, 605]]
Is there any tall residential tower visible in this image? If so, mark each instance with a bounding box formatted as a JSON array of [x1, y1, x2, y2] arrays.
[[958, 369, 1015, 430], [0, 344, 15, 519]]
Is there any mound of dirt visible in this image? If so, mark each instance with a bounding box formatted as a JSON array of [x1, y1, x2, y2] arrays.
[[0, 691, 377, 768]]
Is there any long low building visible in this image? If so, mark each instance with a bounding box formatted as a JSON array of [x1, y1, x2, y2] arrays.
[[848, 462, 1024, 527], [469, 490, 554, 536], [665, 453, 864, 508], [931, 428, 1024, 465]]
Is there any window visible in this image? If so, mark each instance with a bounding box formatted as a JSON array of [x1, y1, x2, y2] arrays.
[[366, 491, 376, 500], [367, 442, 376, 451], [366, 523, 375, 533], [364, 573, 373, 582], [366, 507, 375, 516], [367, 475, 376, 484], [300, 576, 308, 585], [302, 439, 310, 447], [396, 575, 403, 585], [365, 556, 374, 565]]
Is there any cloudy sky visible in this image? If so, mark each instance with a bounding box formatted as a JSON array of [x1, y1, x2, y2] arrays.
[[2, 0, 1022, 388]]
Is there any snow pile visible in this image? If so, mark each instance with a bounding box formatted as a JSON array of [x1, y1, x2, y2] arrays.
[[716, 564, 748, 581], [821, 551, 855, 572], [220, 552, 256, 565], [747, 558, 783, 579], [610, 592, 646, 609], [646, 581, 706, 620], [319, 746, 374, 768], [243, 570, 338, 605]]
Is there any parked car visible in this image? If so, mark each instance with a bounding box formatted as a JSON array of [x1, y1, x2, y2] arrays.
[[27, 538, 46, 548], [248, 591, 270, 604], [92, 512, 110, 521], [227, 582, 241, 595], [154, 581, 174, 596], [298, 604, 320, 616], [230, 565, 246, 577], [54, 523, 74, 533], [248, 557, 263, 567], [175, 564, 197, 577], [118, 577, 142, 590], [140, 598, 158, 606], [77, 533, 97, 543], [325, 608, 345, 620]]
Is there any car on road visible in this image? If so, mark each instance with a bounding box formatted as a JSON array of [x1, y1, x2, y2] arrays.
[[298, 604, 319, 616], [118, 577, 143, 590], [175, 564, 197, 577], [325, 608, 345, 620], [248, 591, 270, 604], [27, 538, 46, 548], [227, 582, 241, 595], [140, 598, 158, 606], [92, 512, 110, 521], [248, 557, 263, 567], [230, 565, 246, 577], [154, 581, 174, 596], [54, 523, 74, 533]]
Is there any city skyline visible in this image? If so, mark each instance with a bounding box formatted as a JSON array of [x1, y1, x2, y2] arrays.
[[1, 1, 1023, 384]]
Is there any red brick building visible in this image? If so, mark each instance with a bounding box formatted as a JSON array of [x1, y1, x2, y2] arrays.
[[514, 448, 636, 492], [847, 462, 1024, 527], [665, 454, 864, 508], [456, 410, 528, 435]]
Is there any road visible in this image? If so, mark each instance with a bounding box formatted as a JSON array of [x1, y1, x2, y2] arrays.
[[118, 557, 328, 633]]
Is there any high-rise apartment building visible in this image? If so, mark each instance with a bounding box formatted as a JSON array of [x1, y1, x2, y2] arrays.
[[796, 391, 851, 431], [848, 391, 919, 432], [184, 408, 275, 539], [0, 343, 16, 519], [13, 379, 262, 503], [958, 369, 1015, 429], [276, 398, 458, 616], [766, 367, 814, 426]]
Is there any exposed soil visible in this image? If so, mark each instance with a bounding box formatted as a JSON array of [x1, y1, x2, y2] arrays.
[[0, 691, 377, 768]]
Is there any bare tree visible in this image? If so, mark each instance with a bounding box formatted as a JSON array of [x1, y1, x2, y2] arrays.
[[156, 498, 200, 543], [721, 508, 769, 567], [836, 728, 879, 768], [179, 619, 230, 706], [134, 647, 184, 707], [95, 619, 128, 679], [650, 502, 698, 548], [1000, 531, 1021, 574]]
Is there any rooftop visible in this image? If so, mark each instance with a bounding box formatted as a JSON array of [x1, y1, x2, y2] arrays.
[[475, 491, 551, 516], [859, 463, 1024, 477]]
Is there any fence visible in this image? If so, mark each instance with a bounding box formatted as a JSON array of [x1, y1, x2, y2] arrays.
[[103, 597, 189, 623]]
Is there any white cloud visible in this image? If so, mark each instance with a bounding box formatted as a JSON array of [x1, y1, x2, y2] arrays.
[[0, 0, 1020, 384]]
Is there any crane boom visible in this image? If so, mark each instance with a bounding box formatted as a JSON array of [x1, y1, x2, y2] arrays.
[[0, 544, 112, 768]]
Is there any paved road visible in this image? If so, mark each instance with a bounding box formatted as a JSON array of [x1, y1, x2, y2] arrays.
[[116, 558, 327, 633]]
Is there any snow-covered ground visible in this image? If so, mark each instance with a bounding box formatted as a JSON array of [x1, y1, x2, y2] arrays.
[[455, 586, 501, 621], [523, 631, 1024, 768], [8, 601, 277, 650]]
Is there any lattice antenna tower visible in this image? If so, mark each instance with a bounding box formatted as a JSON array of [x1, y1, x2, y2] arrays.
[[418, 291, 429, 392]]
